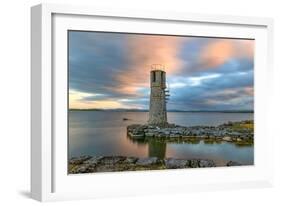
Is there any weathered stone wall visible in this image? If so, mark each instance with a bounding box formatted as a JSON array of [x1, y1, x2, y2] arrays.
[[148, 70, 167, 125]]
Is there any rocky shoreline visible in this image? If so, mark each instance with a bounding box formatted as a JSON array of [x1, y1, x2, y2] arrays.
[[68, 155, 243, 174], [127, 120, 254, 146]]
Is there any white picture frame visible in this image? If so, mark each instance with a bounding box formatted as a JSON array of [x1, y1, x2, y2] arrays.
[[31, 3, 274, 202]]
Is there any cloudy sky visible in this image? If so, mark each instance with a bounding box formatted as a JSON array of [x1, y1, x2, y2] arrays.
[[68, 31, 254, 111]]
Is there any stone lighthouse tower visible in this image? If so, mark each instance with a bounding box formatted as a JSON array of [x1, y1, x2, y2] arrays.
[[148, 64, 169, 126]]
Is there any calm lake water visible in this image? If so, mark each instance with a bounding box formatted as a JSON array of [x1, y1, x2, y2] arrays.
[[69, 111, 254, 166]]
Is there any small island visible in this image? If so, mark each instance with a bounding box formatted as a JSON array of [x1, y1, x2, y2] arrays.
[[127, 120, 254, 146]]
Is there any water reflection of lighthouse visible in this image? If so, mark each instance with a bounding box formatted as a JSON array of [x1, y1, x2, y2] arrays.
[[148, 141, 166, 159]]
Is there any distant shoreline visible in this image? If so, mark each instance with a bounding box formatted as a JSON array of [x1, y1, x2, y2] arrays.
[[69, 108, 254, 113]]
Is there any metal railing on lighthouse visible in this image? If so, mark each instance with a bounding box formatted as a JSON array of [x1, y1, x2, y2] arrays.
[[165, 82, 170, 103]]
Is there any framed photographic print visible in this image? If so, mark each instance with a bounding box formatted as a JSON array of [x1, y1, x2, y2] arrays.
[[31, 3, 274, 201]]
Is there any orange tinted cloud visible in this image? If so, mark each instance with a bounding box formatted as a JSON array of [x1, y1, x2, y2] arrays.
[[235, 40, 254, 59], [114, 35, 184, 95], [200, 39, 254, 69], [244, 86, 254, 96], [114, 37, 254, 95], [201, 40, 234, 68]]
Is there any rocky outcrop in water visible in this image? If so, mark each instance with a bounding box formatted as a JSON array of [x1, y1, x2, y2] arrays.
[[68, 155, 219, 174], [127, 120, 254, 145]]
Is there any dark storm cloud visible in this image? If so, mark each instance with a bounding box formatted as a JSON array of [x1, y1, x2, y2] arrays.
[[69, 31, 134, 98], [167, 69, 253, 111]]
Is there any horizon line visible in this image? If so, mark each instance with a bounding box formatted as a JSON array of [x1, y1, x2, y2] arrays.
[[69, 108, 254, 113]]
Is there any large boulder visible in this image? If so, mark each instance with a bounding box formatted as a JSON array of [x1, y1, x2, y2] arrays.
[[84, 156, 103, 165], [124, 157, 138, 164], [99, 156, 126, 164], [222, 136, 232, 141], [70, 164, 90, 173], [189, 159, 200, 168], [136, 157, 159, 166], [69, 155, 91, 165], [188, 159, 216, 168], [165, 158, 188, 169], [199, 160, 216, 167]]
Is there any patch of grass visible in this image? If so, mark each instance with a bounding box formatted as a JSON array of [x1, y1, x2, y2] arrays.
[[229, 121, 254, 132], [235, 139, 254, 146], [204, 139, 215, 144]]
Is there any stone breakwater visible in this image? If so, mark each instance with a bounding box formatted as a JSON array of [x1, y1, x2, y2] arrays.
[[68, 155, 242, 174], [127, 120, 254, 145]]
